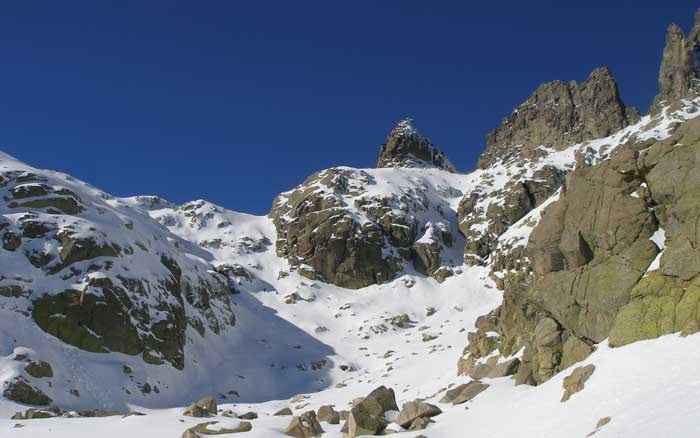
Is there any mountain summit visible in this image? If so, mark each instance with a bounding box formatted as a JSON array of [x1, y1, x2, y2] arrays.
[[478, 67, 639, 169], [376, 118, 456, 172], [653, 9, 700, 109]]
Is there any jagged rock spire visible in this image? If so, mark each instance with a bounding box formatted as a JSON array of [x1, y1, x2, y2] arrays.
[[652, 9, 700, 109], [376, 118, 456, 172], [477, 67, 638, 169]]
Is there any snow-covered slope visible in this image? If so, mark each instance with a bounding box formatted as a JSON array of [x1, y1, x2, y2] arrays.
[[3, 8, 700, 433], [0, 96, 699, 437]]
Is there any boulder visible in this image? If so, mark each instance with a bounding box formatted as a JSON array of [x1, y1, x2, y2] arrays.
[[274, 407, 293, 416], [237, 412, 257, 420], [356, 385, 398, 416], [183, 396, 217, 417], [466, 356, 520, 380], [439, 381, 489, 405], [561, 364, 596, 402], [316, 405, 340, 424], [182, 421, 252, 437], [395, 401, 442, 428], [407, 416, 432, 431], [283, 411, 324, 438], [347, 406, 389, 437]]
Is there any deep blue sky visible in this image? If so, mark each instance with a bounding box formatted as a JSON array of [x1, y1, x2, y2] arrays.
[[0, 1, 696, 214]]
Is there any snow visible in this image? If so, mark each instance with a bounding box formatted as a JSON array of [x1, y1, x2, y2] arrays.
[[0, 98, 700, 437], [646, 228, 667, 273]]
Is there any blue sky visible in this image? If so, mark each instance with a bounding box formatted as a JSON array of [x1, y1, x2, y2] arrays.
[[0, 1, 696, 214]]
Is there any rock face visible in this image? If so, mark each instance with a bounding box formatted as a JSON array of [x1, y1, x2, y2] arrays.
[[270, 137, 463, 288], [377, 118, 456, 172], [458, 165, 565, 265], [477, 67, 638, 169], [270, 168, 402, 288], [653, 10, 700, 109], [459, 112, 700, 387]]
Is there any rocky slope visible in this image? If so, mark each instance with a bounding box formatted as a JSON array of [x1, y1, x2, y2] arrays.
[[0, 154, 245, 407], [269, 119, 465, 288], [458, 11, 700, 387]]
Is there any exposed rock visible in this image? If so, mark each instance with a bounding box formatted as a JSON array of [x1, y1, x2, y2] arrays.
[[0, 163, 237, 374], [182, 421, 252, 437], [183, 396, 217, 417], [270, 121, 462, 288], [458, 165, 564, 265], [461, 117, 690, 385], [24, 361, 53, 378], [596, 416, 611, 428], [439, 381, 489, 405], [561, 364, 595, 402], [412, 221, 453, 278], [283, 411, 324, 438], [347, 406, 389, 437], [407, 416, 432, 431], [395, 401, 442, 428], [316, 405, 340, 424], [478, 67, 638, 169], [653, 10, 700, 109], [238, 412, 257, 420], [274, 407, 293, 416], [356, 385, 398, 416], [77, 409, 120, 417], [270, 168, 402, 289], [2, 230, 21, 251], [462, 356, 521, 380], [11, 406, 62, 420], [377, 118, 456, 172], [3, 377, 51, 405]]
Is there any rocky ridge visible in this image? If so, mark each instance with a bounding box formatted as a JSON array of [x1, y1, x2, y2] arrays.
[[458, 10, 700, 387], [477, 67, 639, 170]]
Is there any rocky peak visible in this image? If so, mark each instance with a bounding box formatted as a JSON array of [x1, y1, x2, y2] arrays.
[[652, 9, 700, 109], [477, 67, 639, 169], [376, 118, 456, 172]]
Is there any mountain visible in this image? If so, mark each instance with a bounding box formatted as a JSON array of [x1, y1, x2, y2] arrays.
[[2, 8, 700, 438]]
